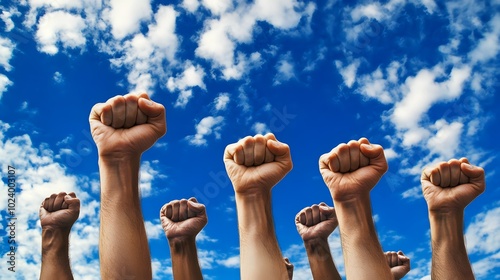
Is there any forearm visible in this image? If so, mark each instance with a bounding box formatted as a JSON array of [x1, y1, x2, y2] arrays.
[[304, 238, 341, 280], [40, 228, 73, 280], [429, 211, 474, 280], [168, 237, 203, 280], [235, 192, 288, 280], [98, 157, 152, 279], [333, 194, 392, 280]]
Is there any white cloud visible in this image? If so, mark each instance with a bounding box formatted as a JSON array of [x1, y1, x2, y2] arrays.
[[216, 255, 239, 268], [181, 0, 200, 13], [274, 53, 295, 85], [469, 15, 500, 64], [351, 3, 384, 22], [1, 7, 19, 32], [0, 74, 12, 100], [426, 120, 463, 159], [198, 249, 218, 270], [401, 186, 424, 200], [35, 11, 86, 55], [0, 37, 15, 71], [213, 93, 230, 111], [139, 160, 165, 197], [145, 220, 164, 240], [196, 230, 218, 243], [252, 122, 270, 135], [202, 0, 233, 15], [466, 206, 500, 255], [106, 0, 152, 40], [471, 251, 500, 278], [167, 61, 206, 107], [335, 60, 360, 88], [53, 71, 64, 83], [186, 116, 225, 146]]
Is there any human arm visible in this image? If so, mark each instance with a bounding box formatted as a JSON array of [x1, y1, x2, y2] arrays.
[[160, 198, 207, 280], [295, 203, 341, 280], [385, 251, 410, 279], [39, 192, 80, 280], [89, 93, 166, 279], [319, 138, 392, 279], [223, 133, 292, 280], [421, 158, 485, 280]]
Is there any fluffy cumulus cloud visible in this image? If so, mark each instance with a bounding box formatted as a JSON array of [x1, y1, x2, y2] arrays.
[[167, 61, 206, 107], [1, 6, 20, 32], [0, 120, 101, 279], [213, 93, 230, 111], [186, 116, 224, 146], [274, 52, 296, 85], [0, 37, 15, 71], [35, 11, 86, 55], [105, 0, 153, 40], [335, 59, 360, 88], [0, 74, 12, 100]]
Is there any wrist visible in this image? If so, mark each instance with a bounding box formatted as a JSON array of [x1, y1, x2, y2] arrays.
[[42, 227, 70, 254]]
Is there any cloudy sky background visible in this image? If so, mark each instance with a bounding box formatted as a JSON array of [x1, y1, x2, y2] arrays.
[[0, 0, 499, 279]]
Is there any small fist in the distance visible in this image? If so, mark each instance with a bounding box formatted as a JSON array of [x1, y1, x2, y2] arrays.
[[295, 202, 338, 242], [39, 192, 80, 231], [421, 158, 485, 213], [89, 93, 166, 159], [385, 251, 410, 280], [223, 133, 292, 195], [160, 198, 207, 240], [319, 138, 388, 202]]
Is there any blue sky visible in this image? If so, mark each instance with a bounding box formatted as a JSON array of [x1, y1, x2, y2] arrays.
[[0, 0, 499, 279]]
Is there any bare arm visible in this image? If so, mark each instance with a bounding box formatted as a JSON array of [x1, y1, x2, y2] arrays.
[[296, 203, 341, 280], [319, 138, 392, 279], [39, 192, 80, 280], [90, 93, 167, 279], [160, 198, 207, 280], [422, 158, 485, 280], [224, 133, 292, 280]]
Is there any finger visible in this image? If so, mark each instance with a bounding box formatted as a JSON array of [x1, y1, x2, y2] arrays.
[[439, 163, 451, 187], [187, 198, 206, 218], [90, 103, 112, 126], [336, 144, 350, 173], [179, 199, 188, 221], [138, 95, 167, 136], [311, 204, 321, 224], [224, 143, 245, 165], [171, 200, 180, 222], [47, 194, 58, 212], [298, 211, 306, 226], [165, 203, 173, 219], [390, 251, 398, 266], [241, 136, 255, 166], [188, 197, 198, 203], [53, 192, 67, 210], [159, 204, 168, 218], [358, 137, 371, 167], [448, 159, 461, 187], [110, 95, 126, 128], [43, 197, 50, 211], [429, 167, 441, 186], [253, 134, 266, 165], [347, 140, 360, 171], [319, 205, 336, 220], [267, 139, 291, 159], [124, 94, 139, 128], [65, 195, 81, 214], [305, 207, 313, 227]]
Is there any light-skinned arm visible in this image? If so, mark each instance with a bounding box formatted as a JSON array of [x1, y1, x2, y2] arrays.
[[89, 93, 166, 279], [39, 192, 80, 280], [160, 198, 207, 280], [421, 158, 485, 280], [319, 138, 392, 279], [223, 133, 292, 280], [295, 202, 342, 280], [385, 251, 410, 280]]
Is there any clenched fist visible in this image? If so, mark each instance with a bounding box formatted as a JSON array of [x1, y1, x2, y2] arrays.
[[421, 158, 485, 213], [39, 192, 80, 231], [160, 198, 207, 240], [89, 93, 166, 160], [295, 203, 338, 242], [223, 133, 292, 195], [385, 251, 410, 280], [319, 138, 388, 202]]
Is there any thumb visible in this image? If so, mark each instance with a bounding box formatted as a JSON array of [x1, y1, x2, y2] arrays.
[[138, 97, 165, 119], [65, 195, 81, 212], [187, 199, 206, 213]]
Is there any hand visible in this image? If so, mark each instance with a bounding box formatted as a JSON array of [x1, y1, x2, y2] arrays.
[[39, 192, 80, 231], [89, 93, 167, 160], [421, 158, 485, 213], [295, 202, 338, 242], [223, 133, 292, 195], [385, 251, 410, 279], [319, 138, 388, 202], [160, 198, 208, 240]]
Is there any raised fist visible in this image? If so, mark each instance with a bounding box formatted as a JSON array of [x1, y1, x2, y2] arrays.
[[295, 202, 338, 242], [421, 158, 485, 213], [319, 138, 388, 202], [39, 192, 80, 231], [160, 198, 208, 240], [223, 133, 292, 195], [89, 93, 166, 159], [385, 251, 410, 280]]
